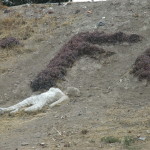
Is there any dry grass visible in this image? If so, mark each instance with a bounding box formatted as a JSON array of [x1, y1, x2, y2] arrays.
[[0, 66, 8, 74], [0, 13, 34, 39], [62, 14, 80, 26], [0, 2, 8, 9], [0, 105, 149, 149], [0, 46, 26, 61], [0, 4, 80, 62], [0, 13, 35, 61]]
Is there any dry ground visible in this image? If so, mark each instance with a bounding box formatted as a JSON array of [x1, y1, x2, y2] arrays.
[[0, 0, 150, 149]]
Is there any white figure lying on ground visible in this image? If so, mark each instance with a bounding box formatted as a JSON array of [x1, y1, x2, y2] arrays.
[[0, 87, 80, 115]]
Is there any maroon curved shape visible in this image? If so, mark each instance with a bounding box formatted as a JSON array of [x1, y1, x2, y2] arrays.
[[30, 31, 141, 91]]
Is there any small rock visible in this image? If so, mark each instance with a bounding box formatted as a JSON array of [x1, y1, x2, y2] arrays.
[[66, 87, 80, 97], [137, 134, 141, 138], [133, 13, 139, 18], [87, 10, 92, 14], [64, 142, 71, 147], [75, 9, 80, 14], [78, 113, 82, 116], [39, 142, 47, 148], [88, 94, 92, 97], [47, 10, 54, 14], [97, 21, 105, 26], [21, 143, 29, 146], [146, 130, 150, 134]]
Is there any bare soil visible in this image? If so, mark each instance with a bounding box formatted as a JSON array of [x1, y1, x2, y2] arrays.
[[0, 0, 150, 150]]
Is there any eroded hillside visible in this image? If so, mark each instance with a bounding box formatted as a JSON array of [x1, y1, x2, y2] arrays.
[[0, 1, 150, 149]]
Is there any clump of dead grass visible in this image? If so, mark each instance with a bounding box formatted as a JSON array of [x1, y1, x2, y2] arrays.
[[30, 31, 141, 91], [0, 12, 34, 40], [131, 48, 150, 81]]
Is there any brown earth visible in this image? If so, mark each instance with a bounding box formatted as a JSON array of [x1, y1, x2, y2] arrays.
[[0, 0, 150, 150]]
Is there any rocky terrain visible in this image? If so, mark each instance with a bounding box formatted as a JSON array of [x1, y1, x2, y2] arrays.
[[0, 0, 150, 149]]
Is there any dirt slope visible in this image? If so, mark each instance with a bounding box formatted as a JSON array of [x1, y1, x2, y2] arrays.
[[0, 0, 150, 149]]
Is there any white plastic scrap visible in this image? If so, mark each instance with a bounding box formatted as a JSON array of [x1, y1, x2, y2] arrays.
[[138, 137, 146, 141]]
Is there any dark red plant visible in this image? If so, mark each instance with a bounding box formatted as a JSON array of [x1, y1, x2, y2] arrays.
[[31, 31, 141, 91], [0, 37, 20, 48], [131, 48, 150, 81]]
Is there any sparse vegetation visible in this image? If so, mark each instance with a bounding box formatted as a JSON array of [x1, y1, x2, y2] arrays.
[[0, 3, 79, 61], [0, 1, 150, 149], [30, 31, 141, 91], [123, 136, 135, 147], [101, 136, 120, 143], [0, 13, 34, 40]]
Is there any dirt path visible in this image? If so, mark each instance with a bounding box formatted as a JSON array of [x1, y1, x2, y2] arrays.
[[0, 0, 150, 149]]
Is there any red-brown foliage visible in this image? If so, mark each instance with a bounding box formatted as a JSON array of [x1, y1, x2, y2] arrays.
[[131, 48, 150, 81], [31, 31, 141, 91], [0, 37, 20, 48]]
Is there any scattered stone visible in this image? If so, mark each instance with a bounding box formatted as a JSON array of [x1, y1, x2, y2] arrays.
[[146, 130, 150, 134], [39, 142, 47, 148], [47, 10, 54, 14], [128, 130, 132, 133], [88, 94, 92, 97], [137, 134, 141, 138], [64, 142, 71, 147], [21, 142, 29, 146], [133, 13, 139, 18], [87, 10, 92, 14], [78, 113, 82, 116], [66, 87, 80, 97], [97, 21, 105, 27], [75, 9, 80, 14]]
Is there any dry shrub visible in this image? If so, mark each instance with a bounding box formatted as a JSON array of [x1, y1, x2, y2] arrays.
[[0, 2, 8, 9], [0, 37, 20, 48], [31, 31, 141, 91], [131, 48, 150, 81]]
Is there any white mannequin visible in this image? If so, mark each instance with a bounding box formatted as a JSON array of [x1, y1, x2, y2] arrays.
[[0, 88, 69, 114]]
